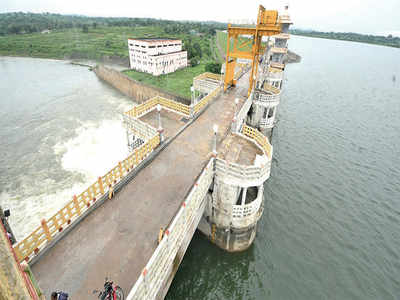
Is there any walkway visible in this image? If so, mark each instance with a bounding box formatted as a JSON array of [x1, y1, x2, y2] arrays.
[[32, 73, 250, 299]]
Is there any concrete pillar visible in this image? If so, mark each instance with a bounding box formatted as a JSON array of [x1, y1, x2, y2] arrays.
[[157, 104, 164, 142], [190, 86, 195, 105], [126, 126, 130, 149], [241, 187, 247, 206], [272, 106, 278, 125]]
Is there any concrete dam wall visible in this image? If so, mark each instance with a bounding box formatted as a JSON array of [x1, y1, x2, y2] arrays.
[[93, 65, 190, 104]]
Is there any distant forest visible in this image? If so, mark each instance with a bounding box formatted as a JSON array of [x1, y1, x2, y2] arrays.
[[290, 29, 400, 49], [1, 12, 399, 49], [0, 12, 226, 36]]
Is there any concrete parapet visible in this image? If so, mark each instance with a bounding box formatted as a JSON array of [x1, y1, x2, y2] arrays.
[[1, 221, 33, 299]]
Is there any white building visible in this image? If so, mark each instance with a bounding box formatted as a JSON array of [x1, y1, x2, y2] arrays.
[[128, 38, 187, 76]]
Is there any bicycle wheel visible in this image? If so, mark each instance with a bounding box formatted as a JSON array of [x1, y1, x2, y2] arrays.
[[115, 286, 124, 300]]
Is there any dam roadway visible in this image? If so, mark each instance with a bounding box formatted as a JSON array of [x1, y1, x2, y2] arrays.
[[31, 73, 250, 299]]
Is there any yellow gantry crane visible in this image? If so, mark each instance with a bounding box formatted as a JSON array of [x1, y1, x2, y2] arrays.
[[224, 5, 282, 96]]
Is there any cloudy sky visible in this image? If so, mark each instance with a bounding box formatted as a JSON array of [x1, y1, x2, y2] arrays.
[[2, 0, 400, 36]]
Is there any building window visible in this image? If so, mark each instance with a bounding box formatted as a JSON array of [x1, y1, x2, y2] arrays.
[[236, 186, 260, 205]]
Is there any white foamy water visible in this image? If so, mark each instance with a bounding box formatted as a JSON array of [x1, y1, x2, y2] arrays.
[[5, 118, 129, 240], [0, 57, 135, 240], [55, 119, 129, 182]]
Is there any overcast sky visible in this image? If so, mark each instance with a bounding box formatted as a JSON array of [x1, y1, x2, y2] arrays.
[[1, 0, 400, 36]]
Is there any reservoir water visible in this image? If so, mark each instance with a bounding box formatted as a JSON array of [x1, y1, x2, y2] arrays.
[[1, 35, 400, 299], [167, 37, 400, 299]]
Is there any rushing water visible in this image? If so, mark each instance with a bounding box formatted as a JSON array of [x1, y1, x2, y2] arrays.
[[1, 35, 400, 300], [166, 37, 400, 299], [0, 57, 133, 239]]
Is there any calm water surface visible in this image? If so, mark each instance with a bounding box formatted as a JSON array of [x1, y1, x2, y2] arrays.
[[1, 35, 400, 300], [166, 36, 400, 299]]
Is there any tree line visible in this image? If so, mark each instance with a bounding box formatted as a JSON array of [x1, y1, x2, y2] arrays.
[[0, 12, 226, 36], [290, 29, 400, 49]]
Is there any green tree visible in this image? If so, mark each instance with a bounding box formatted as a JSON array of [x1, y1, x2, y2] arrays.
[[205, 62, 221, 73], [193, 42, 202, 58], [190, 56, 200, 67]]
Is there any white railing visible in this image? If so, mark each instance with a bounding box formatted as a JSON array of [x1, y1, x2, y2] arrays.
[[126, 158, 214, 300], [259, 118, 274, 129], [193, 72, 222, 94], [215, 156, 271, 187], [234, 94, 253, 133], [122, 114, 158, 141], [252, 87, 281, 107], [232, 188, 263, 219], [267, 70, 283, 80], [193, 80, 221, 95]]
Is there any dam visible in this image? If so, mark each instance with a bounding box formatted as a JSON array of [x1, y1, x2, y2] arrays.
[[1, 5, 292, 299]]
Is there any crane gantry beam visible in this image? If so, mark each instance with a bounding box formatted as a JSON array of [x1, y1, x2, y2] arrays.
[[224, 5, 282, 96]]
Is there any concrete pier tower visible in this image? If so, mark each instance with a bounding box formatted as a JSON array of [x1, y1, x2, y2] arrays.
[[198, 7, 292, 250], [247, 5, 292, 137], [198, 124, 272, 252]]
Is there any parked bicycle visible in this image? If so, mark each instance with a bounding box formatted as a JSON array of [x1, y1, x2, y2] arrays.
[[93, 277, 124, 300]]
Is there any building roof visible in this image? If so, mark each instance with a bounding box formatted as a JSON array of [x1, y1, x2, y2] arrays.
[[128, 38, 182, 43]]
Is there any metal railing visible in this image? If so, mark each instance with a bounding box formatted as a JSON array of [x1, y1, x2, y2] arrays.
[[193, 72, 222, 82], [125, 96, 191, 118], [126, 158, 214, 300], [124, 86, 221, 119], [193, 86, 222, 114], [13, 134, 161, 263]]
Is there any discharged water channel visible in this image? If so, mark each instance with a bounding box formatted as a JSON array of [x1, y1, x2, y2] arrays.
[[0, 57, 132, 239], [1, 35, 400, 299]]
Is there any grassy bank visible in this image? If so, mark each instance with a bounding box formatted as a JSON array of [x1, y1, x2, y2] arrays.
[[0, 24, 223, 98], [0, 26, 141, 59], [123, 64, 205, 99], [0, 25, 220, 62]]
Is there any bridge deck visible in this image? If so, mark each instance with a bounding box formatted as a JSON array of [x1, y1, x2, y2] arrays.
[[32, 74, 249, 299]]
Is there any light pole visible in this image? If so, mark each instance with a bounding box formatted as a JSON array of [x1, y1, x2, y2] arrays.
[[212, 124, 218, 157], [157, 104, 164, 142]]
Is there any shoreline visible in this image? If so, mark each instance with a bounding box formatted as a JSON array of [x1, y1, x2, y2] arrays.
[[291, 33, 400, 49], [0, 55, 128, 71]]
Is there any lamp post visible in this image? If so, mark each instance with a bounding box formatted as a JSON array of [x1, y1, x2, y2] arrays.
[[212, 124, 218, 157], [157, 104, 164, 142]]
